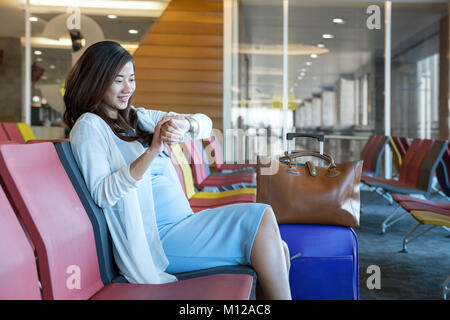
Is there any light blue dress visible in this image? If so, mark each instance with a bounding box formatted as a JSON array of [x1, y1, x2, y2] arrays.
[[151, 152, 268, 274], [116, 136, 268, 274], [71, 107, 269, 277]]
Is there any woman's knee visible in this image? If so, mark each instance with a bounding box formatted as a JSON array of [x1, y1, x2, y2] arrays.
[[258, 206, 280, 236]]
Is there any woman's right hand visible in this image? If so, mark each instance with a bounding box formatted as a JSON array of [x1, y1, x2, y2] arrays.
[[149, 118, 171, 155]]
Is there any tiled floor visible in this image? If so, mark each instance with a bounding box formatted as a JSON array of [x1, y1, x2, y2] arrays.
[[357, 191, 450, 300]]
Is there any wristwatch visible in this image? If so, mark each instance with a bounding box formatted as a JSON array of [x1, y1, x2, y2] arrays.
[[185, 116, 195, 136]]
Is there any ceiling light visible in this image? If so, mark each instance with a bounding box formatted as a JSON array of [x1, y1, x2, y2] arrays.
[[310, 54, 318, 58], [34, 50, 42, 55], [317, 44, 325, 48], [36, 57, 43, 62], [21, 37, 139, 54], [300, 72, 305, 77], [322, 34, 334, 39], [297, 77, 303, 80], [29, 0, 166, 10], [29, 17, 38, 22], [128, 29, 139, 34], [332, 18, 345, 24], [300, 68, 306, 72], [49, 65, 56, 69], [306, 61, 312, 66], [239, 43, 329, 56], [28, 1, 168, 18], [107, 14, 117, 19]]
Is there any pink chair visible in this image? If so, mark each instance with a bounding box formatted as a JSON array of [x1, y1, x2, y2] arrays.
[[0, 185, 41, 299], [0, 142, 253, 300]]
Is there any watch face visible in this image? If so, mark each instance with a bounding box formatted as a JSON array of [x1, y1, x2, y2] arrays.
[[188, 118, 194, 133]]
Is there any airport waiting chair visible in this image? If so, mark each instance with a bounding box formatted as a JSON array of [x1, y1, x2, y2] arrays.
[[54, 141, 257, 288], [168, 143, 256, 213], [1, 122, 24, 143], [362, 139, 446, 198], [0, 142, 254, 300], [391, 194, 450, 253], [182, 139, 256, 189], [17, 122, 36, 142], [363, 139, 448, 233], [389, 137, 403, 173], [443, 276, 450, 300], [391, 148, 450, 252], [399, 136, 411, 153], [0, 124, 9, 141], [0, 186, 41, 300], [361, 135, 389, 177], [392, 136, 408, 160], [204, 133, 257, 171], [390, 136, 411, 175], [435, 145, 450, 197], [27, 138, 70, 144], [360, 135, 380, 175]]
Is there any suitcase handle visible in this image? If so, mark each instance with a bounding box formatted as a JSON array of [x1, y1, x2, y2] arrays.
[[286, 133, 325, 142], [280, 150, 340, 178]]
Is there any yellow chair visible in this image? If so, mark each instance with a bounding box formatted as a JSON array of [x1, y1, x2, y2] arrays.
[[389, 136, 402, 173], [17, 122, 36, 143]]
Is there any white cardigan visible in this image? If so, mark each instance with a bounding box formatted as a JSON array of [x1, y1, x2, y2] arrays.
[[70, 106, 212, 284]]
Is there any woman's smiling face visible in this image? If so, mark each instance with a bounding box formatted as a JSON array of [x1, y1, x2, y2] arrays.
[[103, 61, 136, 118]]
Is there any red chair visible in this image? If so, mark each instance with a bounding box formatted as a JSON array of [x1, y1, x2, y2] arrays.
[[205, 134, 257, 171], [393, 136, 408, 159], [363, 139, 448, 233], [361, 135, 382, 174], [2, 122, 25, 143], [362, 139, 432, 194], [391, 194, 450, 252], [360, 135, 389, 177], [399, 137, 411, 154], [0, 185, 41, 299], [0, 142, 253, 300], [0, 123, 9, 142], [168, 144, 256, 213], [183, 139, 255, 189]]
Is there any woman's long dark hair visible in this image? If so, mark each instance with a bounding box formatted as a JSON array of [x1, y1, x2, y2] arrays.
[[63, 40, 152, 145]]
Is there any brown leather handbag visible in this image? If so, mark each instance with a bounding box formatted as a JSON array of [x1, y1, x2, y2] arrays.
[[257, 150, 363, 227]]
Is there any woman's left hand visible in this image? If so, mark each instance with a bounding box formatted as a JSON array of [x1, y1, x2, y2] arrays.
[[159, 115, 190, 144]]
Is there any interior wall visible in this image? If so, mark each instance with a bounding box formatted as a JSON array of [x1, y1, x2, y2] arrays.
[[132, 0, 224, 131], [0, 37, 22, 122], [439, 13, 449, 139]]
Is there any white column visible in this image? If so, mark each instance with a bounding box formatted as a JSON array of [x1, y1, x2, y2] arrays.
[[223, 0, 233, 158], [384, 1, 392, 179], [282, 0, 289, 151], [23, 0, 31, 124]]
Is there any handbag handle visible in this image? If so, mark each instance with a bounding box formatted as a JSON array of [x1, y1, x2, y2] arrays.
[[280, 150, 340, 177]]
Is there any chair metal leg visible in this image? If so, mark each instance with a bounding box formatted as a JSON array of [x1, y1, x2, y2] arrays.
[[400, 223, 437, 253], [432, 185, 446, 198], [442, 276, 450, 300], [375, 188, 393, 205], [442, 226, 450, 238], [381, 205, 406, 234]]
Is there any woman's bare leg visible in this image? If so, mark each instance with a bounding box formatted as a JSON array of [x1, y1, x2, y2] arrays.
[[251, 207, 292, 300]]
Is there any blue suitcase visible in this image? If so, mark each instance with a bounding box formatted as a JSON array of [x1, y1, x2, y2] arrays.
[[279, 224, 359, 300]]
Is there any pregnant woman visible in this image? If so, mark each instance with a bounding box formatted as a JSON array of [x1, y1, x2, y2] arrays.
[[64, 41, 291, 299]]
